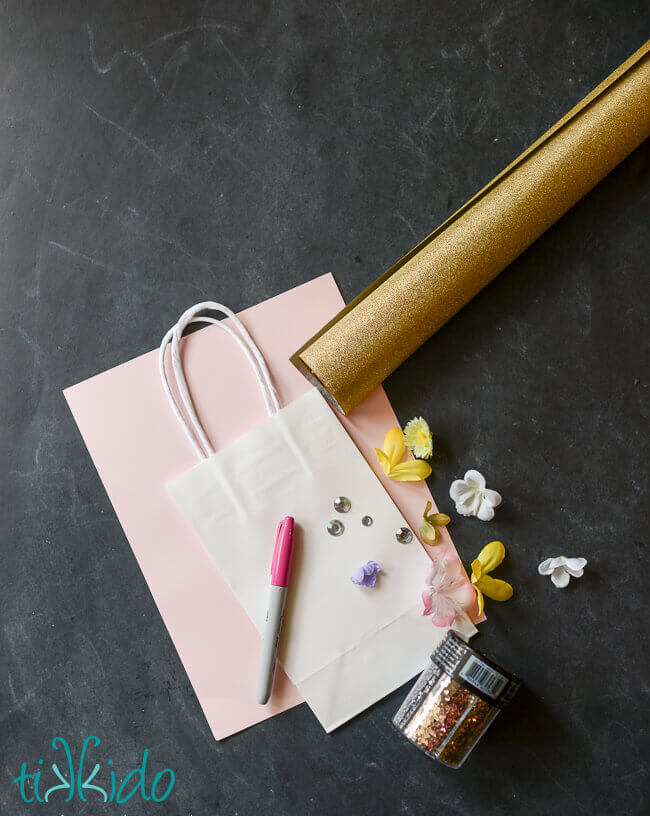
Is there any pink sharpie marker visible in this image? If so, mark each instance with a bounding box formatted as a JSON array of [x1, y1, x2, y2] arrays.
[[256, 516, 295, 704]]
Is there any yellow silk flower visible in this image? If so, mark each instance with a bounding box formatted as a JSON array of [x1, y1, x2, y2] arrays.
[[375, 428, 432, 481], [470, 540, 513, 615], [420, 501, 450, 544]]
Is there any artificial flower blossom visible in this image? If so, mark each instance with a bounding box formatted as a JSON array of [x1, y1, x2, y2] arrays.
[[350, 560, 381, 587], [470, 540, 513, 615], [450, 469, 501, 520], [376, 428, 432, 481], [421, 556, 475, 627], [538, 556, 587, 588], [420, 501, 451, 545], [403, 417, 433, 459]]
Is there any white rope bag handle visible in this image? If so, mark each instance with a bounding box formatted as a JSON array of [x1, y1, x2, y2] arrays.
[[159, 302, 280, 461]]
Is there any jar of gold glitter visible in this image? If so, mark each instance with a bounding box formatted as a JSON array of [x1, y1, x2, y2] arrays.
[[393, 631, 520, 768]]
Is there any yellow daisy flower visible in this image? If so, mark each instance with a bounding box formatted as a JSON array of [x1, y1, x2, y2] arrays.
[[403, 417, 433, 459]]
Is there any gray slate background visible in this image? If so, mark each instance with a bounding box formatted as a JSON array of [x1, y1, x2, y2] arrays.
[[1, 1, 649, 814]]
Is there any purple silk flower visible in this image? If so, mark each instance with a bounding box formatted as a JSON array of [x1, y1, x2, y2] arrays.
[[350, 561, 381, 587]]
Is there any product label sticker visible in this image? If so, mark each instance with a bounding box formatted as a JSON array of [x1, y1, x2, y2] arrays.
[[459, 655, 507, 699]]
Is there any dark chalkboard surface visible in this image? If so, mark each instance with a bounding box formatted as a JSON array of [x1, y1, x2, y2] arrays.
[[2, 2, 648, 814]]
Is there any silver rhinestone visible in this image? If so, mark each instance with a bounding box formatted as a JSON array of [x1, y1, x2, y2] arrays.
[[333, 496, 351, 513], [395, 526, 413, 544], [361, 515, 373, 527], [327, 519, 344, 536]]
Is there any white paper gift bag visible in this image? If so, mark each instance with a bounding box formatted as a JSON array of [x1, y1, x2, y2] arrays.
[[161, 302, 474, 732]]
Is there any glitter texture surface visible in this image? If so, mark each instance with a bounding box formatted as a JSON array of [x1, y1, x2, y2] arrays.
[[438, 697, 497, 767], [403, 675, 474, 754], [293, 42, 650, 413]]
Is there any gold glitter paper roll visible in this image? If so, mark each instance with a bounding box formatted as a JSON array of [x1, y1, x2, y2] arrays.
[[292, 41, 650, 413]]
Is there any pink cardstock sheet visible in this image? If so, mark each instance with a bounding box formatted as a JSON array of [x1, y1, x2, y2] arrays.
[[64, 273, 474, 741]]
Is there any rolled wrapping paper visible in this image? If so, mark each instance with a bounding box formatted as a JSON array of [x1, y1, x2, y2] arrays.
[[292, 41, 650, 414]]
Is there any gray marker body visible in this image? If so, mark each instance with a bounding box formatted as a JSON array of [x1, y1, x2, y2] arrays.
[[256, 585, 288, 704]]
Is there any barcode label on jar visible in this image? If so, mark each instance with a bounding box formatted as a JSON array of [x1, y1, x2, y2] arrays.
[[459, 656, 507, 699]]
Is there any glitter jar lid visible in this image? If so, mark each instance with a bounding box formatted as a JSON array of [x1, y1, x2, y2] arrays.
[[432, 631, 520, 709]]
